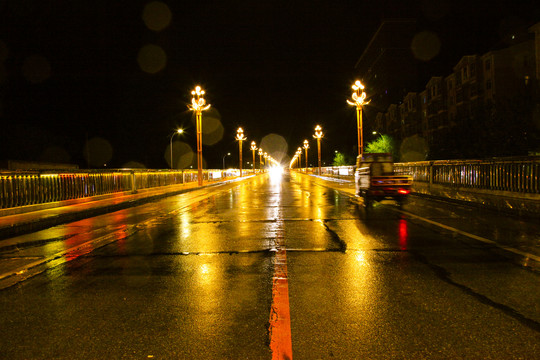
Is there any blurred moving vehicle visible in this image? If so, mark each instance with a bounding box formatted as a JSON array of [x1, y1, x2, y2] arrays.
[[355, 153, 412, 208]]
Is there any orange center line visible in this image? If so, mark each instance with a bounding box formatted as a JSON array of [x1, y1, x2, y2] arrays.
[[269, 245, 293, 360]]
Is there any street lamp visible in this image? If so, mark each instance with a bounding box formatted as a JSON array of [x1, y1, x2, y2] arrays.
[[236, 127, 246, 177], [169, 128, 184, 169], [189, 85, 211, 186], [303, 140, 309, 171], [313, 125, 323, 175], [250, 141, 257, 174], [297, 147, 302, 170], [264, 152, 268, 170], [346, 80, 370, 158], [222, 152, 231, 169], [258, 148, 263, 172]]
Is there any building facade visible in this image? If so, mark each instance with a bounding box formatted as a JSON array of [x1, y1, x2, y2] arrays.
[[371, 22, 539, 159]]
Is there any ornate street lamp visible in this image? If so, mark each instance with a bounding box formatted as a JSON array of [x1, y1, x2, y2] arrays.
[[169, 128, 183, 169], [188, 85, 210, 186], [303, 139, 309, 171], [258, 148, 263, 172], [250, 141, 257, 174], [236, 127, 247, 177], [313, 125, 323, 175], [346, 80, 370, 157], [295, 149, 301, 169]]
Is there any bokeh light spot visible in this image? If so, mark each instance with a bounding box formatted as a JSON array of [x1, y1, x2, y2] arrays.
[[191, 108, 224, 146], [84, 137, 113, 167], [22, 54, 51, 83], [137, 44, 167, 74], [142, 1, 172, 32], [260, 134, 288, 163], [166, 141, 195, 169], [411, 31, 441, 61], [400, 134, 428, 162]]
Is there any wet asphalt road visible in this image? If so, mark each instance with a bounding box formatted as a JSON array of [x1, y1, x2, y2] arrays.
[[0, 171, 539, 359]]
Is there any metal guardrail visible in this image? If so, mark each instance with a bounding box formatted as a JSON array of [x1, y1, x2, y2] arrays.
[[300, 157, 540, 194], [394, 158, 540, 194], [0, 169, 253, 209], [2, 157, 539, 210]]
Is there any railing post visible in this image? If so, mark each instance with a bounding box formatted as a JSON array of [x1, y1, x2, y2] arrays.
[[131, 170, 137, 193]]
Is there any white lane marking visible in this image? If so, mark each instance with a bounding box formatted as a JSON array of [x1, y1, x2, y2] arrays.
[[394, 208, 540, 263]]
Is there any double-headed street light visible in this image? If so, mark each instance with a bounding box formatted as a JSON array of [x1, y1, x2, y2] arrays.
[[346, 80, 370, 157], [250, 141, 257, 174], [303, 140, 309, 171], [236, 127, 247, 177], [189, 85, 211, 186], [169, 128, 184, 169], [313, 125, 323, 175]]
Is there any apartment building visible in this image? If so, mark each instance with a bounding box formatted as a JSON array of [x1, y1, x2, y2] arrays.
[[372, 21, 539, 158]]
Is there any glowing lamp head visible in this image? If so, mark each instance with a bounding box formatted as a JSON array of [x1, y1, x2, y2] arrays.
[[189, 85, 210, 112], [236, 127, 246, 141], [313, 125, 323, 139]]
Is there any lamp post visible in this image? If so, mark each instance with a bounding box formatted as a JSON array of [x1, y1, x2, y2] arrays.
[[250, 141, 257, 174], [236, 127, 246, 177], [189, 85, 210, 186], [303, 140, 309, 171], [297, 147, 302, 170], [346, 80, 370, 158], [169, 128, 184, 169], [258, 148, 263, 172], [222, 152, 231, 169], [313, 125, 323, 175]]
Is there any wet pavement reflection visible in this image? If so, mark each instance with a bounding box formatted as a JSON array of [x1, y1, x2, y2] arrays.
[[0, 171, 538, 359]]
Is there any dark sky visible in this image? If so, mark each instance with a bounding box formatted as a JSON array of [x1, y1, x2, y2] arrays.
[[1, 0, 538, 169]]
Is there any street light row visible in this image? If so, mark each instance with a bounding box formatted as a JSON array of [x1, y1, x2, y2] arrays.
[[290, 79, 369, 173], [169, 85, 280, 185], [234, 127, 278, 175], [289, 124, 324, 175], [174, 80, 368, 184]]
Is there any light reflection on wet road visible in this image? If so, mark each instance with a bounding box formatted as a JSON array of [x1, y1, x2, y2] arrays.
[[0, 171, 538, 359]]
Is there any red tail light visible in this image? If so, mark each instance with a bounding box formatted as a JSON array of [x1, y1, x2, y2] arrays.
[[398, 189, 410, 195]]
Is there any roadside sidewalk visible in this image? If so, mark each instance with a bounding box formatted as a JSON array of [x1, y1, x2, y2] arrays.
[[0, 176, 254, 289], [0, 177, 247, 240]]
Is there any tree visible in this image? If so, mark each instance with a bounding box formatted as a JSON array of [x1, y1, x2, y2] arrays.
[[365, 134, 397, 159], [332, 152, 349, 166]]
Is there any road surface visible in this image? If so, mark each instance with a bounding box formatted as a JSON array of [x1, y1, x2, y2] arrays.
[[0, 170, 538, 359]]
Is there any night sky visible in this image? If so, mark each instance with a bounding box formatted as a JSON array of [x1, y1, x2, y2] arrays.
[[1, 0, 538, 169]]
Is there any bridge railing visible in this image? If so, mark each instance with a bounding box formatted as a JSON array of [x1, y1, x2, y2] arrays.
[[0, 168, 252, 209], [394, 158, 539, 194], [300, 156, 539, 194]]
